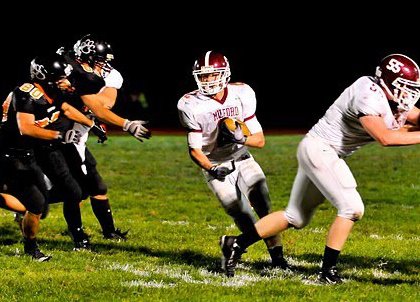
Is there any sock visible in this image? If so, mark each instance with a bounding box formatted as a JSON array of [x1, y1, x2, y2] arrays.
[[268, 245, 284, 260], [63, 201, 83, 239], [235, 228, 262, 250], [90, 197, 115, 234], [23, 237, 37, 252], [321, 245, 340, 270]]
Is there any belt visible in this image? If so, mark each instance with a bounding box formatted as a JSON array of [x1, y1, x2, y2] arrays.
[[3, 148, 34, 159]]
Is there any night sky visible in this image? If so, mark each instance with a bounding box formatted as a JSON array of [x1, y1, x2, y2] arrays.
[[1, 8, 418, 131]]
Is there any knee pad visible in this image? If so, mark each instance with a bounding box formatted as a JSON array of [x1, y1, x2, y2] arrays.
[[284, 209, 311, 229], [339, 199, 365, 221]]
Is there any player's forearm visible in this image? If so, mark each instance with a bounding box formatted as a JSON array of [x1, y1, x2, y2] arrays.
[[20, 124, 60, 140], [244, 132, 265, 148], [376, 130, 420, 146], [189, 148, 213, 170], [61, 102, 94, 127], [81, 94, 125, 127]]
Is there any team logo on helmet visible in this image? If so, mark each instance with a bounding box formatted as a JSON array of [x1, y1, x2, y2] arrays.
[[30, 61, 47, 81]]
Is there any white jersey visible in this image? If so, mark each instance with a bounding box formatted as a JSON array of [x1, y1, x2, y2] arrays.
[[177, 83, 263, 162], [308, 76, 410, 158]]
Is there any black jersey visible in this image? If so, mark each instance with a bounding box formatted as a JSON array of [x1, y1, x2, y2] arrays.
[[0, 82, 67, 151], [63, 52, 105, 111]]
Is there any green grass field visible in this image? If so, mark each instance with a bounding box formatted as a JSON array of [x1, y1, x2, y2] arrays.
[[0, 134, 419, 301]]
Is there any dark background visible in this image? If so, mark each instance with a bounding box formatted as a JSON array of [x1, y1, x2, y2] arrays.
[[1, 8, 418, 132]]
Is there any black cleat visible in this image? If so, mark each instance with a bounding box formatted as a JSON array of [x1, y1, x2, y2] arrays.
[[69, 228, 91, 251], [103, 228, 128, 241], [271, 256, 293, 271], [318, 266, 343, 284], [73, 238, 91, 251], [24, 239, 52, 262], [220, 235, 245, 277]]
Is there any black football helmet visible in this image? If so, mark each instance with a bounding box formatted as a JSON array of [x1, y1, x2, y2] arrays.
[[30, 53, 73, 91], [73, 34, 114, 72]]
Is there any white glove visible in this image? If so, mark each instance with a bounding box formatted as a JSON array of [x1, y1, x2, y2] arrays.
[[104, 68, 123, 89], [59, 129, 82, 144], [123, 119, 151, 142]]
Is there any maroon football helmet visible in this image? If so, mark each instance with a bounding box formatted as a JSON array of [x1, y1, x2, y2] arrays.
[[192, 50, 231, 95], [375, 54, 420, 110]]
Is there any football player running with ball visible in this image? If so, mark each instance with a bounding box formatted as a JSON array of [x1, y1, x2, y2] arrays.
[[177, 50, 290, 276], [220, 53, 420, 283]]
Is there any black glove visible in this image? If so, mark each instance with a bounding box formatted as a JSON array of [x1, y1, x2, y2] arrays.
[[208, 161, 236, 181], [90, 123, 107, 143], [59, 129, 81, 144], [123, 119, 151, 142]]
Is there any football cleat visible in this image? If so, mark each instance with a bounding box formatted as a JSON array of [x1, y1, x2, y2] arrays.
[[103, 228, 128, 241], [69, 228, 91, 251], [24, 239, 52, 262], [219, 235, 246, 277], [318, 266, 343, 284], [73, 238, 91, 251], [271, 256, 293, 271]]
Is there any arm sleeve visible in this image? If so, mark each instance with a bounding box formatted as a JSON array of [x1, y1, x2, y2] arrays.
[[177, 97, 203, 149], [13, 90, 35, 114], [104, 69, 123, 89]]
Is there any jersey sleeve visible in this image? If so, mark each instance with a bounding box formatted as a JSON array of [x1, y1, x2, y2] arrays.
[[177, 96, 201, 131], [353, 80, 383, 117], [240, 84, 263, 133], [12, 88, 35, 114], [177, 95, 203, 149]]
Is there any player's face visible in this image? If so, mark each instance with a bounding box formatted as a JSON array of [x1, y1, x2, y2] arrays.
[[198, 72, 220, 82]]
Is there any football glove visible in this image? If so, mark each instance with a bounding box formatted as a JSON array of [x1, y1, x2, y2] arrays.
[[208, 161, 236, 181], [123, 119, 151, 142], [59, 129, 81, 144], [90, 122, 107, 143], [218, 118, 249, 146]]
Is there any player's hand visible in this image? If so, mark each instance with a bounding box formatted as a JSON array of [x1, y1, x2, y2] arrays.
[[59, 129, 81, 144], [123, 119, 151, 142], [90, 122, 107, 143], [218, 118, 248, 146], [208, 161, 236, 181]]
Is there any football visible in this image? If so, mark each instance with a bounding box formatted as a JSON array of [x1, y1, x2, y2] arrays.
[[221, 118, 251, 136]]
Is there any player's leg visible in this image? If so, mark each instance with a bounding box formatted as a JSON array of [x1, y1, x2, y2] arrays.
[[17, 164, 52, 262], [82, 148, 127, 240], [37, 148, 88, 250], [0, 193, 26, 213], [298, 135, 364, 283], [237, 157, 289, 269]]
